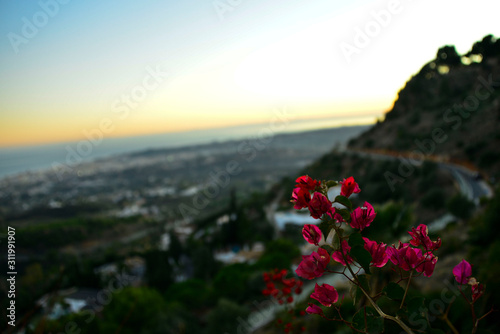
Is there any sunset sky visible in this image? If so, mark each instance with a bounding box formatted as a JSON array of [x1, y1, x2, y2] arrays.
[[0, 0, 498, 147]]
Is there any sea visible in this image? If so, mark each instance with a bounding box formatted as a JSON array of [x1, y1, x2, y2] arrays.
[[0, 117, 374, 180]]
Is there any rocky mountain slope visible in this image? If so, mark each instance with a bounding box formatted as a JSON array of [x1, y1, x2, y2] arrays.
[[348, 35, 500, 180]]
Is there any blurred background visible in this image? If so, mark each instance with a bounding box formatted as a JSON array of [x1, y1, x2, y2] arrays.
[[0, 0, 499, 333]]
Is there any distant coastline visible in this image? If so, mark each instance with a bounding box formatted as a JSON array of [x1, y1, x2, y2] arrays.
[[0, 119, 373, 180]]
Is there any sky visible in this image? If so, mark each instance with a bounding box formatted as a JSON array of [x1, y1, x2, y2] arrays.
[[0, 0, 498, 148]]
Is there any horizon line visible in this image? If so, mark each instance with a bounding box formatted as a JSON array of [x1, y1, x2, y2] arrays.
[[0, 113, 380, 150]]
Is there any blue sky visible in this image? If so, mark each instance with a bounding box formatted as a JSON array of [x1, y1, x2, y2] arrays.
[[0, 0, 498, 147]]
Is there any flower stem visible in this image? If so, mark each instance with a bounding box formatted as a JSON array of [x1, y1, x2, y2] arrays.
[[333, 227, 414, 333], [339, 247, 414, 332], [437, 303, 459, 334], [400, 271, 413, 309]]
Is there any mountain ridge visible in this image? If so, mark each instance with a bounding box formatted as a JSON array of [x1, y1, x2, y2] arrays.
[[348, 35, 500, 179]]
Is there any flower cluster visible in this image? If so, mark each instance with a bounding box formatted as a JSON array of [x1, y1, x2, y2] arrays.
[[290, 175, 441, 318], [296, 247, 330, 279], [386, 224, 441, 277], [291, 175, 331, 219], [262, 268, 303, 304], [284, 174, 494, 333], [262, 269, 305, 333], [453, 259, 485, 302]]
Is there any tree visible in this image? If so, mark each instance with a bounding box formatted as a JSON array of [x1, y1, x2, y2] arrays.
[[98, 287, 167, 334], [436, 45, 461, 67], [213, 263, 252, 302], [144, 250, 174, 291]]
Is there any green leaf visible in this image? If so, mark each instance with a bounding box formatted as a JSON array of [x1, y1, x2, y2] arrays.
[[352, 307, 384, 334], [351, 246, 372, 275], [407, 296, 426, 316], [357, 274, 370, 294], [318, 220, 332, 242], [325, 180, 338, 188], [334, 195, 352, 210], [383, 282, 405, 301], [348, 232, 365, 248], [336, 208, 351, 223], [351, 247, 372, 274]]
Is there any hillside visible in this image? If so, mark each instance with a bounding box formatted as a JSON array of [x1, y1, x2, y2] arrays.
[[348, 35, 500, 179]]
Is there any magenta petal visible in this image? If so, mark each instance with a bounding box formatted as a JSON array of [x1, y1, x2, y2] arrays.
[[308, 192, 332, 219], [453, 259, 472, 284], [302, 224, 322, 245], [306, 303, 323, 315], [310, 283, 339, 307]]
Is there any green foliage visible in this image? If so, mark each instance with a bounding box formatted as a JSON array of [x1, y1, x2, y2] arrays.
[[384, 282, 405, 301], [365, 202, 413, 241], [190, 244, 220, 281], [351, 245, 372, 274], [256, 238, 301, 270], [348, 233, 372, 274], [143, 250, 174, 291], [469, 34, 500, 59], [436, 45, 461, 67], [421, 187, 446, 210], [97, 287, 167, 334], [165, 279, 215, 309], [469, 187, 500, 320], [213, 263, 252, 302], [446, 193, 474, 220], [352, 307, 384, 333], [335, 195, 352, 210], [167, 230, 183, 263], [36, 312, 99, 334], [417, 161, 438, 191], [145, 302, 203, 334], [255, 252, 292, 271], [206, 299, 250, 334], [15, 217, 139, 249]]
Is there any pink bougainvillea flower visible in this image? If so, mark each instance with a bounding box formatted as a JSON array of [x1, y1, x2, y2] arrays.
[[302, 224, 322, 246], [387, 242, 422, 271], [350, 202, 376, 231], [408, 224, 441, 251], [340, 176, 361, 198], [308, 192, 332, 219], [306, 303, 323, 315], [453, 259, 472, 284], [295, 175, 320, 191], [291, 187, 311, 210], [363, 237, 389, 268], [331, 240, 354, 266], [310, 283, 339, 307], [471, 283, 484, 302], [295, 248, 330, 280], [415, 252, 438, 277]]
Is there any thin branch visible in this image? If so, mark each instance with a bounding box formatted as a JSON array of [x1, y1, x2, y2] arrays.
[[400, 270, 413, 309]]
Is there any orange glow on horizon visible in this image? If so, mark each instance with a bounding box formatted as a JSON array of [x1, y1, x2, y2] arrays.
[[0, 102, 386, 148]]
